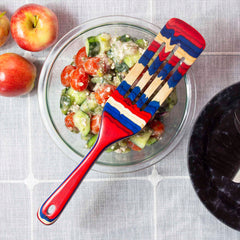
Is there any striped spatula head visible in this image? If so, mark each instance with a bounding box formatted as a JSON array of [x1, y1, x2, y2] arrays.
[[103, 18, 206, 138]]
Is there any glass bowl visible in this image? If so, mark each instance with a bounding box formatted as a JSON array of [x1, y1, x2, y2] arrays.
[[38, 16, 196, 173]]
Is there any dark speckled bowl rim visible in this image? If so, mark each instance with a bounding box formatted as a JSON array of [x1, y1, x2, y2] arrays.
[[188, 82, 240, 232]]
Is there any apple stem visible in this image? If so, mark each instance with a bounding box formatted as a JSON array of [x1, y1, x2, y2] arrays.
[[33, 15, 39, 28], [0, 12, 6, 18]]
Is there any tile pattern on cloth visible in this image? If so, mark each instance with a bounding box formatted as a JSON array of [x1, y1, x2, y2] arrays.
[[0, 184, 31, 240], [156, 179, 240, 240], [0, 96, 29, 180], [33, 180, 154, 240]]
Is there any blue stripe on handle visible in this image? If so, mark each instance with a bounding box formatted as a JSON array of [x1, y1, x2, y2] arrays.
[[158, 62, 175, 80], [104, 102, 141, 134], [138, 49, 156, 67], [161, 26, 202, 58], [136, 92, 148, 108], [148, 56, 164, 75], [117, 80, 131, 96], [128, 55, 165, 102], [128, 86, 141, 102], [144, 101, 160, 116], [167, 70, 184, 88]]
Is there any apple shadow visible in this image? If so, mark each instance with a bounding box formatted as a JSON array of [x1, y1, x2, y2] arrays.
[[44, 3, 79, 40]]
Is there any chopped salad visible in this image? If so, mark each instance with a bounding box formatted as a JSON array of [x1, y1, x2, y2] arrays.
[[60, 33, 177, 153]]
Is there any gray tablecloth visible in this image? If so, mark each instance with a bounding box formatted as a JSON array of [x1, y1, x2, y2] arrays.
[[1, 0, 240, 239]]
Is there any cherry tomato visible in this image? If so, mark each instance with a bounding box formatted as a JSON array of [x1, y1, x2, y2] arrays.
[[127, 140, 142, 151], [91, 115, 102, 134], [70, 66, 89, 92], [65, 112, 75, 129], [84, 57, 101, 76], [61, 65, 76, 87], [149, 120, 164, 138], [95, 84, 116, 104], [75, 47, 88, 67]]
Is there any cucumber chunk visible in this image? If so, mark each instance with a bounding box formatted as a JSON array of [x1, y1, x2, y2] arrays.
[[129, 130, 152, 149], [80, 96, 98, 114], [87, 134, 98, 148], [117, 34, 134, 42], [86, 36, 100, 57], [135, 39, 148, 49], [123, 52, 141, 68], [60, 93, 73, 115], [73, 110, 90, 136], [67, 87, 89, 105], [96, 33, 111, 54], [115, 61, 129, 73], [146, 137, 158, 146], [91, 76, 104, 84], [93, 105, 103, 115]]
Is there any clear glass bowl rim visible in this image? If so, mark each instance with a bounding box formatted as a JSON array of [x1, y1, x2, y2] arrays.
[[38, 15, 197, 174]]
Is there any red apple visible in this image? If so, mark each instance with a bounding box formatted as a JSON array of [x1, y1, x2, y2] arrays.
[[0, 11, 10, 47], [11, 4, 58, 52], [0, 53, 36, 97]]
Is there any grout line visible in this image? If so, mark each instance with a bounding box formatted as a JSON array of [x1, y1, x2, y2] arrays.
[[0, 180, 24, 183], [149, 0, 153, 23], [36, 176, 148, 183], [164, 176, 190, 179], [152, 166, 157, 240], [202, 52, 240, 56], [0, 175, 190, 184], [27, 93, 34, 240], [154, 184, 157, 240]]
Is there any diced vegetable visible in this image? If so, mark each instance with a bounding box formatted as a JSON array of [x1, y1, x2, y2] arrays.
[[123, 51, 141, 68], [75, 47, 88, 67], [87, 134, 98, 148], [91, 115, 102, 134], [66, 87, 89, 105], [93, 105, 103, 115], [84, 57, 101, 76], [115, 62, 129, 73], [135, 39, 148, 49], [128, 140, 142, 151], [146, 137, 158, 146], [60, 92, 73, 114], [70, 66, 89, 92], [117, 34, 134, 42], [61, 65, 76, 87], [73, 110, 90, 136], [64, 112, 79, 133], [85, 36, 100, 57], [96, 33, 111, 54], [91, 76, 103, 84], [129, 130, 152, 149], [95, 84, 116, 104], [80, 95, 98, 113], [149, 120, 164, 138]]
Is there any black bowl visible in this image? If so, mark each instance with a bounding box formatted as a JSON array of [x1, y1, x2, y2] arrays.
[[188, 82, 240, 231]]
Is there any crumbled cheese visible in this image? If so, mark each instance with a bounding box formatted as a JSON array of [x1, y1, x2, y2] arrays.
[[106, 87, 111, 92]]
